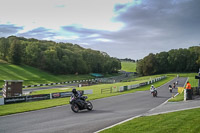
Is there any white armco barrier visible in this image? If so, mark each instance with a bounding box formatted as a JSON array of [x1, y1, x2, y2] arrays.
[[119, 86, 124, 92], [0, 98, 4, 105]]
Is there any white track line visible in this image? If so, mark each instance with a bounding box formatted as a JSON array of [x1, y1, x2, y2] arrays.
[[94, 115, 142, 133]]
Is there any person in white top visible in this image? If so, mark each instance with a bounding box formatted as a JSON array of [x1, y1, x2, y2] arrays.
[[150, 85, 156, 92]]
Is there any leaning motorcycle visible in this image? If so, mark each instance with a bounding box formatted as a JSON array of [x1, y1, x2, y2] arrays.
[[151, 90, 157, 97], [169, 87, 173, 93], [70, 95, 93, 113]]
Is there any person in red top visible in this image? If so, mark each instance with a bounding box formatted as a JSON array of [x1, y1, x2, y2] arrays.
[[186, 81, 192, 100], [186, 81, 191, 89]]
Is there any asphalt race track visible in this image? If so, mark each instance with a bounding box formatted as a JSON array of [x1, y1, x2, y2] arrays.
[[0, 77, 187, 133]]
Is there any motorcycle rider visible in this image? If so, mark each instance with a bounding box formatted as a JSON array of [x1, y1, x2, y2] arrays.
[[72, 88, 81, 98], [172, 82, 176, 89], [71, 88, 85, 107], [169, 84, 173, 92], [150, 85, 157, 95]]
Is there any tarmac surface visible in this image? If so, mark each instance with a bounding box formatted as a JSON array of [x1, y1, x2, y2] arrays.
[[144, 95, 200, 116]]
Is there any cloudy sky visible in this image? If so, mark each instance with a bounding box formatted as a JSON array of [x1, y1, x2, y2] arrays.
[[0, 0, 200, 59]]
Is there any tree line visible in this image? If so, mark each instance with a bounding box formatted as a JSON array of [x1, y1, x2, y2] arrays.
[[120, 58, 137, 62], [136, 46, 200, 76], [0, 36, 121, 74]]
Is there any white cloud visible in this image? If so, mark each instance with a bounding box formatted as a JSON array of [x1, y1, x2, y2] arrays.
[[79, 42, 90, 46], [0, 0, 199, 60], [95, 38, 112, 42], [0, 0, 132, 31], [87, 34, 100, 38]]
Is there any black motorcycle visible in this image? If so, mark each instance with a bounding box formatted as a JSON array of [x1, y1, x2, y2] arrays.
[[169, 85, 173, 93], [70, 95, 93, 113], [151, 90, 157, 97]]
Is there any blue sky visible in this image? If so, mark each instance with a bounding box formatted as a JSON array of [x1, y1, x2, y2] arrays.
[[0, 0, 200, 59]]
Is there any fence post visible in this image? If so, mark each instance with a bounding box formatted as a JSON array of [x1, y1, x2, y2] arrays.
[[50, 93, 52, 99], [184, 89, 186, 101], [0, 98, 4, 105]]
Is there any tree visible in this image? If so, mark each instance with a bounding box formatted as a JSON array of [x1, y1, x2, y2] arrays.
[[188, 46, 200, 72], [24, 43, 41, 67], [142, 53, 157, 75], [7, 39, 22, 65], [0, 37, 9, 60], [136, 53, 157, 76], [136, 59, 144, 75], [155, 52, 169, 74]]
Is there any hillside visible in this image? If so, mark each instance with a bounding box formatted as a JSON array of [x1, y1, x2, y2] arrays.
[[0, 36, 121, 75], [121, 61, 136, 72], [0, 60, 93, 87], [0, 60, 137, 87]]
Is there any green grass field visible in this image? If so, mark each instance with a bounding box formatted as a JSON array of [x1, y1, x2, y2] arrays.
[[121, 61, 136, 72], [0, 60, 95, 87], [0, 60, 123, 87], [101, 107, 200, 133]]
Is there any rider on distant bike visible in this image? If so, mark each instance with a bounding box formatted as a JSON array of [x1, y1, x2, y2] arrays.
[[150, 85, 156, 93]]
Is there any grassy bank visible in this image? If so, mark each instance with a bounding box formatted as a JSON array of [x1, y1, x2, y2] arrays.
[[101, 107, 200, 133], [121, 61, 136, 72], [0, 61, 116, 87]]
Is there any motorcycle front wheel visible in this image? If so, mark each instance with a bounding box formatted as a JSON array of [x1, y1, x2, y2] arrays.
[[71, 104, 79, 113], [153, 92, 157, 97], [86, 101, 93, 111]]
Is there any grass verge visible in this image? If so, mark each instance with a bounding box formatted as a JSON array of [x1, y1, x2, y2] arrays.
[[100, 107, 200, 133], [168, 92, 184, 102]]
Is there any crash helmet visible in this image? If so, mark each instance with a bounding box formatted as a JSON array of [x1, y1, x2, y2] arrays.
[[72, 88, 76, 93]]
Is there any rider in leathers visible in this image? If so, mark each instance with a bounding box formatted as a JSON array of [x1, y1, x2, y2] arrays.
[[72, 88, 85, 107], [150, 85, 157, 94]]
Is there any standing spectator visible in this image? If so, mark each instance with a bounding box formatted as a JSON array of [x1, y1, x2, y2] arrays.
[[186, 81, 191, 89], [186, 81, 192, 100]]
